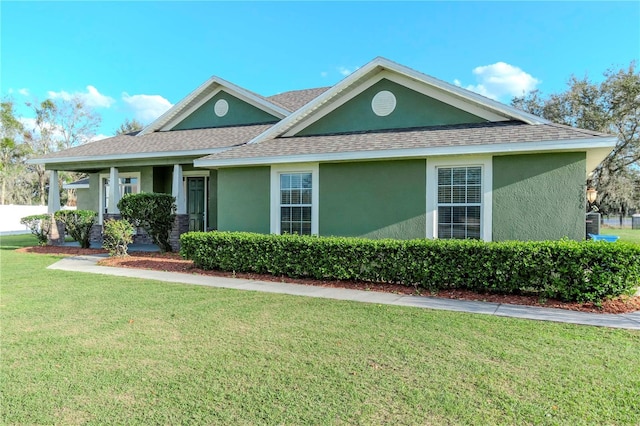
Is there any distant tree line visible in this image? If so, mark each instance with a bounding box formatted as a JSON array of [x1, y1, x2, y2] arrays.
[[512, 62, 640, 219], [0, 95, 142, 206]]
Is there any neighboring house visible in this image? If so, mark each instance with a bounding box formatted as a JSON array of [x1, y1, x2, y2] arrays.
[[32, 57, 616, 247]]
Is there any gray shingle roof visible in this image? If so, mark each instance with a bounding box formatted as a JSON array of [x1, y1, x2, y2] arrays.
[[267, 87, 331, 112], [198, 121, 613, 162], [38, 124, 274, 160]]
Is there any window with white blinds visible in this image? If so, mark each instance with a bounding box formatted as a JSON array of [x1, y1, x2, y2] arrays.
[[436, 166, 482, 239], [279, 172, 313, 235]]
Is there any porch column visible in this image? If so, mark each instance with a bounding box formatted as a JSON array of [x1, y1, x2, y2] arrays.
[[47, 170, 60, 213], [172, 164, 186, 214], [108, 167, 120, 213]]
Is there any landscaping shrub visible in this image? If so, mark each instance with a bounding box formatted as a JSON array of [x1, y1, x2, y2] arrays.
[[102, 218, 134, 257], [54, 210, 97, 248], [181, 231, 640, 303], [118, 193, 176, 252], [20, 214, 54, 246]]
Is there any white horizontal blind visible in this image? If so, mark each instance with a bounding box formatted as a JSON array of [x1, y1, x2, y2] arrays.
[[437, 166, 481, 239]]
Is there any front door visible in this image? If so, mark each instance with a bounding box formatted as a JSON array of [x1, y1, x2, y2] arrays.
[[187, 177, 205, 232]]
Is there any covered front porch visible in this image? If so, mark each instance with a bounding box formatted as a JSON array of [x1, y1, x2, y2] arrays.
[[46, 163, 217, 250]]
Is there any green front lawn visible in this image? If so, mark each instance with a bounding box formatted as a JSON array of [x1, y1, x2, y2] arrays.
[[600, 227, 640, 244], [1, 234, 639, 425]]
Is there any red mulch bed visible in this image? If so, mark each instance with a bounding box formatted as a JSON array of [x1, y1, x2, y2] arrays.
[[19, 245, 640, 314]]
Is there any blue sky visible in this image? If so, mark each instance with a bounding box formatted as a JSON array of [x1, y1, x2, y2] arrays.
[[2, 1, 638, 139]]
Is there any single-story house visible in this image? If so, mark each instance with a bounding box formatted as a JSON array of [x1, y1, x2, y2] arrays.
[[32, 57, 616, 248]]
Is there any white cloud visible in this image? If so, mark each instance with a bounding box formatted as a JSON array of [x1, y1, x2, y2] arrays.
[[48, 85, 115, 108], [337, 66, 358, 76], [457, 62, 540, 101], [19, 117, 65, 140], [121, 92, 173, 123], [5, 88, 27, 95]]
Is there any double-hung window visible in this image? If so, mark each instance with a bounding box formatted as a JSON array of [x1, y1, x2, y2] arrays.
[[437, 166, 481, 239], [427, 157, 492, 241], [280, 173, 313, 235], [270, 164, 319, 235]]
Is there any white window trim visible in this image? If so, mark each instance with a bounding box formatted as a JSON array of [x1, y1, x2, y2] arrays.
[[270, 163, 319, 235], [426, 156, 492, 242], [98, 172, 141, 224]]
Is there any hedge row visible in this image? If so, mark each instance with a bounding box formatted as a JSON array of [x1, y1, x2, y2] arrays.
[[180, 232, 640, 303]]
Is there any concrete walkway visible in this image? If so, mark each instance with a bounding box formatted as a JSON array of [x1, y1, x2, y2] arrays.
[[48, 255, 640, 330]]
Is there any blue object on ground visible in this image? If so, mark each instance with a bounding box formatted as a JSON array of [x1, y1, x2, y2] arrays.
[[588, 234, 619, 242]]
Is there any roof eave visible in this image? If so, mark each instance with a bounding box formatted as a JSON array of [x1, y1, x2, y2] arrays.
[[194, 136, 617, 169], [28, 147, 231, 166]]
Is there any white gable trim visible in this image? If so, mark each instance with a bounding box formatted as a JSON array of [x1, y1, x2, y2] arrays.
[[283, 71, 509, 137], [246, 57, 550, 146], [138, 76, 289, 136], [159, 86, 284, 132]]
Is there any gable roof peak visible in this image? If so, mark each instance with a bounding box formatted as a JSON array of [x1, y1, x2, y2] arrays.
[[244, 57, 550, 146], [138, 75, 290, 136]]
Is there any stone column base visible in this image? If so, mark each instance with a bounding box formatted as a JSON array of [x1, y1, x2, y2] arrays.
[[170, 214, 190, 252]]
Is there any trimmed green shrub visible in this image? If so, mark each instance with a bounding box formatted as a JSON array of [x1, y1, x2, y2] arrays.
[[102, 218, 134, 257], [181, 231, 640, 303], [54, 210, 97, 248], [20, 214, 54, 246], [118, 193, 176, 252]]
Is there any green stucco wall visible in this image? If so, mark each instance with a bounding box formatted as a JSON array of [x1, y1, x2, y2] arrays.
[[319, 160, 426, 239], [139, 167, 154, 193], [217, 167, 270, 233], [298, 79, 486, 136], [83, 173, 100, 212], [75, 188, 92, 211], [492, 153, 586, 241], [172, 91, 279, 130]]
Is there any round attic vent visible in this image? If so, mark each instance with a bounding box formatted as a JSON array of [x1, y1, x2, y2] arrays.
[[371, 90, 396, 117], [214, 99, 229, 117]]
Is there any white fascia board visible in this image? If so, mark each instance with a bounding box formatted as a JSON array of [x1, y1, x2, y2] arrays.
[[138, 76, 218, 136], [159, 84, 224, 132], [159, 83, 288, 132], [214, 76, 290, 117], [140, 76, 289, 136], [376, 57, 549, 125], [194, 137, 617, 168], [244, 57, 550, 146], [29, 147, 230, 166], [245, 59, 387, 145], [283, 71, 509, 137]]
